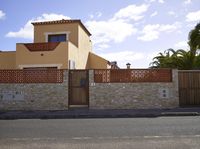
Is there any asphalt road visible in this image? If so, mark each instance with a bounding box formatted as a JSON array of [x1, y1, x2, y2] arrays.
[[0, 116, 200, 149]]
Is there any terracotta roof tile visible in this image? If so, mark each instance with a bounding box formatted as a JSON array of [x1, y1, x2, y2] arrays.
[[32, 19, 91, 36]]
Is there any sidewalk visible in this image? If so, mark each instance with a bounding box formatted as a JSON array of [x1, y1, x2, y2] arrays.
[[0, 107, 200, 119]]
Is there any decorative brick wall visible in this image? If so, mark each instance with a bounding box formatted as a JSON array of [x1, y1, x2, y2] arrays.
[[0, 70, 68, 110], [89, 69, 179, 109], [0, 69, 179, 110]]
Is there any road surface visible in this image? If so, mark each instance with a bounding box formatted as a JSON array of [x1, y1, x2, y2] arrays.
[[0, 116, 200, 148]]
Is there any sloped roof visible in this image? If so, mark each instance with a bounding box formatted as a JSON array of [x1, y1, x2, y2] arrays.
[[31, 19, 91, 36]]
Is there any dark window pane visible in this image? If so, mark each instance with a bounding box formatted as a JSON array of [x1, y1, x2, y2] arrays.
[[48, 34, 66, 42]]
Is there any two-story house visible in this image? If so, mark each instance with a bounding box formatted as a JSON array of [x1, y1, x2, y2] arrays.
[[0, 19, 110, 69]]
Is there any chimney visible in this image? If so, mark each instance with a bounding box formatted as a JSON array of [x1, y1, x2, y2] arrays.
[[126, 63, 131, 69]]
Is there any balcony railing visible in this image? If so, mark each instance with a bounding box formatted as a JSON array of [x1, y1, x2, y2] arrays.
[[24, 42, 60, 52]]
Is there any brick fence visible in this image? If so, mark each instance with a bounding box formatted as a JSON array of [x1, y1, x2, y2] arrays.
[[0, 69, 179, 110], [94, 69, 172, 83], [0, 70, 68, 110], [0, 69, 63, 83], [90, 69, 179, 109]]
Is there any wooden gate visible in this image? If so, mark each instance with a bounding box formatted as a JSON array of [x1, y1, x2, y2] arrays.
[[69, 70, 89, 107], [179, 70, 200, 107]]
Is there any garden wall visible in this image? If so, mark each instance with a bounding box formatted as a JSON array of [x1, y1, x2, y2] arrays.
[[89, 69, 179, 109], [0, 69, 179, 110], [0, 70, 68, 110]]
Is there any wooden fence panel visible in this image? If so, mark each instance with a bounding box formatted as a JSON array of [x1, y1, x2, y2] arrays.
[[179, 71, 200, 106]]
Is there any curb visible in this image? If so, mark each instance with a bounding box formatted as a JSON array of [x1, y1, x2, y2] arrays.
[[161, 112, 200, 116], [0, 114, 159, 120], [0, 112, 199, 120]]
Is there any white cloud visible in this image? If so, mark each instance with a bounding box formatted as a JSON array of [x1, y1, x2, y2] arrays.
[[167, 11, 178, 17], [100, 51, 144, 61], [138, 22, 181, 41], [112, 4, 149, 21], [137, 24, 160, 41], [97, 12, 102, 18], [150, 11, 158, 17], [186, 10, 200, 22], [6, 20, 33, 39], [6, 13, 70, 39], [97, 44, 110, 50], [168, 11, 175, 15], [145, 0, 164, 4], [0, 10, 5, 19], [145, 0, 162, 3], [174, 41, 188, 49], [89, 14, 94, 19], [146, 0, 156, 2], [158, 0, 164, 3], [89, 12, 102, 19], [99, 50, 160, 68], [99, 51, 145, 68], [86, 20, 137, 45], [184, 0, 192, 4], [87, 4, 148, 50], [186, 23, 195, 28], [159, 23, 180, 32]]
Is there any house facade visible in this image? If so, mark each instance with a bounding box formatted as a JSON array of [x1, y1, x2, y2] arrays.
[[0, 19, 180, 110], [0, 19, 110, 70]]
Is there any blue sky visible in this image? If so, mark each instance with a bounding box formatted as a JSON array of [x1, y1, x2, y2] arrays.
[[0, 0, 200, 68]]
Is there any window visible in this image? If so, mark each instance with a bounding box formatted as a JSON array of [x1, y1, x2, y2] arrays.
[[48, 34, 66, 42]]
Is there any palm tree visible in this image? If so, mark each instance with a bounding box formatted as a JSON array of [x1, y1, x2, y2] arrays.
[[194, 54, 200, 69], [175, 49, 194, 69], [150, 48, 178, 68], [150, 22, 200, 70], [150, 49, 200, 69], [187, 23, 200, 68], [188, 22, 200, 53]]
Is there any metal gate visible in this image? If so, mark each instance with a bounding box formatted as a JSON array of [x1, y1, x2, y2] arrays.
[[179, 70, 200, 107], [69, 70, 89, 107]]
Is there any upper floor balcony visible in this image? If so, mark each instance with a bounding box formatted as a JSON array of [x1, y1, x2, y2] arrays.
[[16, 41, 78, 69], [24, 42, 60, 52]]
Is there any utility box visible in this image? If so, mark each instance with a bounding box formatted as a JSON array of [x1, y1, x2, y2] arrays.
[[159, 88, 169, 98]]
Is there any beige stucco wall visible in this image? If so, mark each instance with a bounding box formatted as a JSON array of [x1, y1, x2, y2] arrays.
[[33, 23, 93, 69], [0, 52, 16, 69], [65, 25, 93, 69], [0, 22, 109, 70], [16, 42, 69, 69], [68, 41, 79, 68], [77, 25, 92, 69], [33, 23, 79, 47], [78, 25, 92, 53], [88, 52, 108, 69]]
